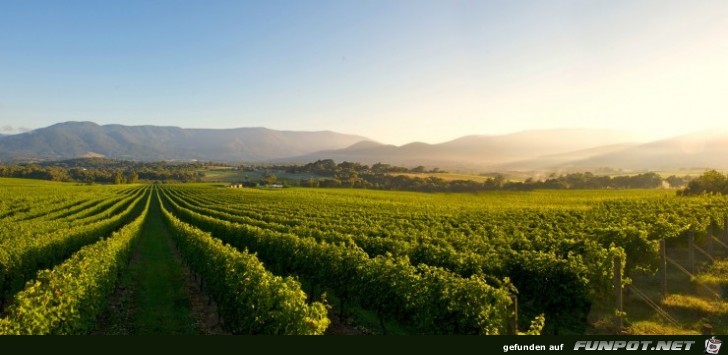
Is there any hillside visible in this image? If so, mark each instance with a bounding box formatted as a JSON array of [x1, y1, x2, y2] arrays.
[[0, 122, 370, 162], [494, 143, 638, 171], [566, 130, 728, 170], [294, 129, 643, 169], [4, 123, 728, 172], [298, 129, 728, 172]]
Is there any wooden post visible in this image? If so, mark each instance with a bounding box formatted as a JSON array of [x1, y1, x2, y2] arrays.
[[510, 294, 519, 335], [724, 217, 728, 242], [614, 256, 623, 333], [703, 323, 713, 335], [689, 230, 695, 274], [708, 225, 714, 261], [660, 239, 668, 299]]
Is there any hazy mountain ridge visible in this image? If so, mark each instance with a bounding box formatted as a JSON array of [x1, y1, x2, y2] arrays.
[[564, 130, 728, 170], [2, 122, 728, 172], [493, 143, 640, 171], [293, 129, 646, 169], [0, 122, 370, 162], [296, 129, 728, 172]]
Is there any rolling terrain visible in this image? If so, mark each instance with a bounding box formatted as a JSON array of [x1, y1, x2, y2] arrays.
[[0, 122, 369, 162], [3, 122, 728, 173]]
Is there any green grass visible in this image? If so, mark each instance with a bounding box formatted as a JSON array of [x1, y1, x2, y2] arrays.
[[696, 261, 728, 288], [662, 294, 728, 315], [126, 196, 198, 335], [615, 246, 728, 335], [626, 321, 701, 335]]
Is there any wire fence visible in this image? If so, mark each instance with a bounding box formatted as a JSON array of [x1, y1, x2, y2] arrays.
[[624, 226, 727, 332], [627, 284, 681, 327], [665, 256, 721, 298]]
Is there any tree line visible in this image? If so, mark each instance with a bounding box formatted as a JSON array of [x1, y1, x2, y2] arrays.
[[679, 170, 728, 195], [279, 160, 689, 192], [1, 157, 703, 192], [0, 158, 206, 184]]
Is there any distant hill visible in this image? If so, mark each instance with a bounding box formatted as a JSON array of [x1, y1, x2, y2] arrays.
[[4, 122, 728, 172], [293, 129, 643, 169], [494, 143, 638, 171], [565, 130, 728, 170], [295, 128, 728, 172], [0, 122, 370, 162]]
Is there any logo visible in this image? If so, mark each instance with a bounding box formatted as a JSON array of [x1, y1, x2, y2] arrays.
[[572, 340, 695, 351], [706, 337, 722, 355]]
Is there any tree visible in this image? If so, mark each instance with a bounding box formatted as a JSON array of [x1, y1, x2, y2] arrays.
[[126, 171, 139, 184], [681, 170, 728, 195], [264, 173, 277, 185], [666, 175, 689, 189], [114, 171, 125, 185], [411, 166, 426, 173], [629, 172, 663, 189]]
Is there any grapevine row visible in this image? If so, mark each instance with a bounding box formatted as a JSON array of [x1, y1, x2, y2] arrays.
[[158, 192, 329, 335], [163, 186, 613, 332], [0, 190, 151, 335], [0, 187, 148, 306], [165, 185, 728, 332], [160, 187, 512, 334]]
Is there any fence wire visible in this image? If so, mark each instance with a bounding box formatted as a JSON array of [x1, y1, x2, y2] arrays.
[[627, 284, 681, 327], [665, 256, 721, 298]]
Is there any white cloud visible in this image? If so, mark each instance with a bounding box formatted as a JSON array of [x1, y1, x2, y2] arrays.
[[0, 125, 31, 133]]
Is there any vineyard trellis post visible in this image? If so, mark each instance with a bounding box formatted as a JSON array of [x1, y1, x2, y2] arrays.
[[660, 239, 667, 299], [688, 230, 695, 274], [708, 225, 714, 259], [724, 216, 728, 242], [509, 294, 518, 335], [614, 255, 623, 333]]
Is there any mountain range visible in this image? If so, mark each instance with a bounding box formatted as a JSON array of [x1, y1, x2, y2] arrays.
[[0, 122, 367, 162], [1, 121, 727, 172], [290, 129, 645, 169]]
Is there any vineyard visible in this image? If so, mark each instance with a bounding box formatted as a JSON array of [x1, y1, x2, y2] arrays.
[[1, 177, 728, 335]]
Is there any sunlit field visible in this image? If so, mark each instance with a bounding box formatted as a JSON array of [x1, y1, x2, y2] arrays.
[[2, 177, 727, 334]]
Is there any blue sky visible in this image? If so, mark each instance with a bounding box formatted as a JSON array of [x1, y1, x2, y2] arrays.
[[1, 0, 727, 144]]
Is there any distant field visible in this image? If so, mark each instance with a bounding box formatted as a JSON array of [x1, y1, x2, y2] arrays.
[[393, 169, 726, 181], [199, 167, 323, 183], [656, 169, 728, 177], [197, 167, 244, 182], [200, 166, 723, 186], [201, 167, 495, 184]]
